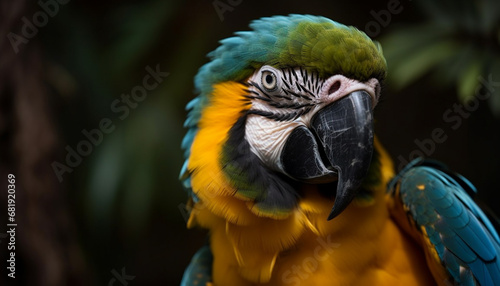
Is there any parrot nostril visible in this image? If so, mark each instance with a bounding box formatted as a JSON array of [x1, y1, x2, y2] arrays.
[[328, 81, 341, 95]]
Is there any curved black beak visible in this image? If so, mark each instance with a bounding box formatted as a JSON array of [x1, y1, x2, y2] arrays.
[[281, 125, 337, 183], [281, 91, 374, 220]]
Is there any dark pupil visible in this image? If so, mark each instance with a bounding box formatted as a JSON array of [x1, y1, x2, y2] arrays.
[[265, 74, 274, 84]]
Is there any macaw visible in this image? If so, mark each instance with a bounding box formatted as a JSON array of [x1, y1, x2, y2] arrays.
[[179, 14, 500, 286]]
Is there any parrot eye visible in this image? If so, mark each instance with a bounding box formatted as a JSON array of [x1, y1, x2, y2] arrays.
[[261, 70, 277, 91]]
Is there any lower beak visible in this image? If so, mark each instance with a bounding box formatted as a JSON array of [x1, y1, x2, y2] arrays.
[[281, 91, 374, 220]]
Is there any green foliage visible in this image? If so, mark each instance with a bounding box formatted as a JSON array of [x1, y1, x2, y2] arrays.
[[380, 0, 500, 114], [43, 0, 219, 283], [46, 0, 217, 235]]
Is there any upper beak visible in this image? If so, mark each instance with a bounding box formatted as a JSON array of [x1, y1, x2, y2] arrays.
[[281, 91, 374, 220]]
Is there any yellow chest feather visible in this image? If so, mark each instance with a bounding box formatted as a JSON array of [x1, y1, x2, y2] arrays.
[[199, 196, 435, 286]]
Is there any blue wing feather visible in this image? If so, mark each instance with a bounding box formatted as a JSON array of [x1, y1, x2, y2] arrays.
[[180, 245, 213, 286], [389, 159, 500, 286]]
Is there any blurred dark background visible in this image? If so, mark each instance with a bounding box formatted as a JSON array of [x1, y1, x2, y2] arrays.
[[0, 0, 499, 285]]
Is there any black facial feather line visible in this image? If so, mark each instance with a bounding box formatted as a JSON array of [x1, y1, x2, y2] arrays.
[[247, 67, 323, 122]]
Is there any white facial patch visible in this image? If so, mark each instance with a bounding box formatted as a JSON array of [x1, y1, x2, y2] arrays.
[[243, 65, 381, 172], [245, 115, 301, 171]]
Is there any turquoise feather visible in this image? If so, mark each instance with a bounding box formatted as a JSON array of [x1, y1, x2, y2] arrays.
[[389, 159, 500, 285], [180, 245, 213, 286]]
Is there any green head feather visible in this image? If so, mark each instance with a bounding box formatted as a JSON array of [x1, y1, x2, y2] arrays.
[[195, 14, 386, 96]]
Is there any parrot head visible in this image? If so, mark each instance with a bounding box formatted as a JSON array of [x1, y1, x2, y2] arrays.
[[181, 14, 387, 222]]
